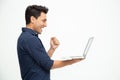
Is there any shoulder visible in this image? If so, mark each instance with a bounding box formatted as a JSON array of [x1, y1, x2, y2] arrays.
[[18, 32, 40, 44]]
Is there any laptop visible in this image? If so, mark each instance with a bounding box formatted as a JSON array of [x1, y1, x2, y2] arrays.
[[61, 37, 94, 60]]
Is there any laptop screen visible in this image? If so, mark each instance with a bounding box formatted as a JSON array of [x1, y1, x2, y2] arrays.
[[83, 37, 94, 58]]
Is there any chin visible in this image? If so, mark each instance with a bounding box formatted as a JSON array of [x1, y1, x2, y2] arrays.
[[36, 30, 42, 34], [37, 32, 41, 34], [38, 31, 42, 34]]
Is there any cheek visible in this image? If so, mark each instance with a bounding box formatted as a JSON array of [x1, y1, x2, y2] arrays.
[[36, 23, 43, 31], [36, 22, 41, 27]]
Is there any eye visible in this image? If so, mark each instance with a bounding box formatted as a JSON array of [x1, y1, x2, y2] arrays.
[[42, 19, 47, 22]]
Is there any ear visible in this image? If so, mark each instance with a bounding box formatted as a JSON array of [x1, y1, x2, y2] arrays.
[[30, 16, 36, 23]]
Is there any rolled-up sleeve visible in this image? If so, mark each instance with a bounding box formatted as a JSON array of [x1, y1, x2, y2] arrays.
[[24, 36, 53, 71]]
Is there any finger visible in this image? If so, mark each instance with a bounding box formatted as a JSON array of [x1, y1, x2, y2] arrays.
[[52, 37, 60, 45]]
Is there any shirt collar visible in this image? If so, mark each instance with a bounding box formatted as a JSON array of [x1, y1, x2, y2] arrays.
[[22, 27, 38, 37]]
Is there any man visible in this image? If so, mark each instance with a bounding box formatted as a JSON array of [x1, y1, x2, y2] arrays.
[[17, 5, 84, 80]]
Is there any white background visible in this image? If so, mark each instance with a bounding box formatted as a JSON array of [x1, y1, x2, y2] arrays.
[[0, 0, 120, 80]]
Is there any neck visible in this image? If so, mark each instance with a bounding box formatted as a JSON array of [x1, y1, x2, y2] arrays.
[[26, 24, 38, 34], [26, 24, 34, 30]]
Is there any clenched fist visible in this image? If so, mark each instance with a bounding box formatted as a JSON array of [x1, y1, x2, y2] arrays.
[[50, 37, 60, 50]]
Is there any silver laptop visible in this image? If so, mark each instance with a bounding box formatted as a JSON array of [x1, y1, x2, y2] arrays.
[[61, 37, 94, 60]]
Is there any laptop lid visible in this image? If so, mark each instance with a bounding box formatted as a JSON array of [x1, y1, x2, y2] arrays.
[[83, 37, 94, 58]]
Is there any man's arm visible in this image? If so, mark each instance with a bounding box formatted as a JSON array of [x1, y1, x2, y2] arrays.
[[48, 37, 60, 57], [48, 47, 55, 57], [51, 59, 84, 69], [24, 37, 54, 71]]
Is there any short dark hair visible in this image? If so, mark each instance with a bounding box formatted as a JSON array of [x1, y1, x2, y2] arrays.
[[25, 5, 48, 25]]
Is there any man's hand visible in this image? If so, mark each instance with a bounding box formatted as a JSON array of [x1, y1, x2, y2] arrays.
[[48, 37, 60, 57], [70, 58, 85, 63], [50, 37, 60, 50]]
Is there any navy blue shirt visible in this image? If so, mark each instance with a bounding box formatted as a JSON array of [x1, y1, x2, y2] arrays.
[[17, 28, 54, 80]]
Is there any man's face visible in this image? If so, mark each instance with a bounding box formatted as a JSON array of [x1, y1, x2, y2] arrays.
[[32, 12, 47, 34]]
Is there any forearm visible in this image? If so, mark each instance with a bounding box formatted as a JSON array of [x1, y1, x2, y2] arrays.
[[51, 59, 81, 69], [48, 47, 55, 57]]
